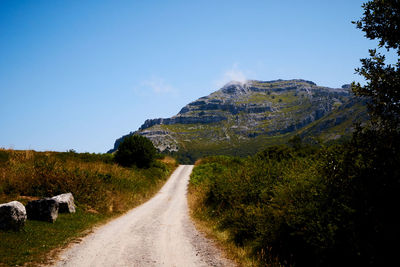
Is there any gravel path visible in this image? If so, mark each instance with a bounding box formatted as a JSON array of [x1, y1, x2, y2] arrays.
[[54, 165, 234, 267]]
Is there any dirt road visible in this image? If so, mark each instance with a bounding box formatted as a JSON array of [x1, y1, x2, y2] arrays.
[[55, 165, 233, 267]]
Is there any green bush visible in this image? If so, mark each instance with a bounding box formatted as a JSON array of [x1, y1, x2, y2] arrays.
[[114, 135, 157, 168], [190, 137, 400, 266]]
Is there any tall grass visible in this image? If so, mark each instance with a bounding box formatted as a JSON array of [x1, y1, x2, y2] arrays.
[[0, 149, 175, 213]]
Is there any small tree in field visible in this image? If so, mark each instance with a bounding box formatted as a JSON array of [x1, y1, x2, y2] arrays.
[[115, 135, 157, 168]]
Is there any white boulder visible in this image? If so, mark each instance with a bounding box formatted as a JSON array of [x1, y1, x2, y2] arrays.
[[52, 193, 76, 213]]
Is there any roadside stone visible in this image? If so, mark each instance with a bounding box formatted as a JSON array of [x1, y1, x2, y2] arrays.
[[52, 193, 76, 213], [0, 201, 27, 231], [26, 198, 59, 223]]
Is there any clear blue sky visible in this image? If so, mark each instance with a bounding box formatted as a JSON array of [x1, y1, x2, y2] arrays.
[[0, 0, 387, 153]]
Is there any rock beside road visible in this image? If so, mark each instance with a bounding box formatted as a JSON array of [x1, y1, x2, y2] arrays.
[[0, 201, 27, 231], [52, 193, 76, 213], [26, 198, 59, 223]]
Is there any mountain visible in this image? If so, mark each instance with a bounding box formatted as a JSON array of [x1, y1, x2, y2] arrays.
[[109, 79, 367, 161]]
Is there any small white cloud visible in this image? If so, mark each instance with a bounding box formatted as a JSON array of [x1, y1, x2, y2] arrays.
[[140, 76, 176, 95], [215, 63, 249, 88]]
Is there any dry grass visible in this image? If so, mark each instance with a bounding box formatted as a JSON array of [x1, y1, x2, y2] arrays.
[[0, 149, 176, 213], [194, 158, 203, 166], [160, 156, 177, 165]]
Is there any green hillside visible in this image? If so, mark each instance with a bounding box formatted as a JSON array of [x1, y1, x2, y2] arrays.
[[110, 79, 367, 161]]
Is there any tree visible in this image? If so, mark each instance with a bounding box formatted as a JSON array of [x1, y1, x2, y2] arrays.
[[334, 1, 400, 265], [114, 135, 157, 168], [352, 0, 400, 130]]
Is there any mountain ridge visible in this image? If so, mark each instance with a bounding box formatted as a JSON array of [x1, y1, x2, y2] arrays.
[[109, 79, 366, 159]]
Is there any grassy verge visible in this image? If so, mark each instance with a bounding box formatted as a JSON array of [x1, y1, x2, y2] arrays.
[[0, 149, 177, 266], [0, 209, 106, 266], [187, 176, 259, 267]]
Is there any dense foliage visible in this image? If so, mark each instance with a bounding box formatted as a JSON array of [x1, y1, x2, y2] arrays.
[[115, 135, 157, 168], [352, 0, 400, 129], [190, 135, 400, 266], [353, 0, 400, 53]]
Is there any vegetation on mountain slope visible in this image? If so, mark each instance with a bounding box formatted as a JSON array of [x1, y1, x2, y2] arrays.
[[110, 79, 367, 163]]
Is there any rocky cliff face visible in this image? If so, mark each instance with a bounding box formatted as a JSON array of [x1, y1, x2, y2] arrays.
[[109, 79, 366, 156]]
